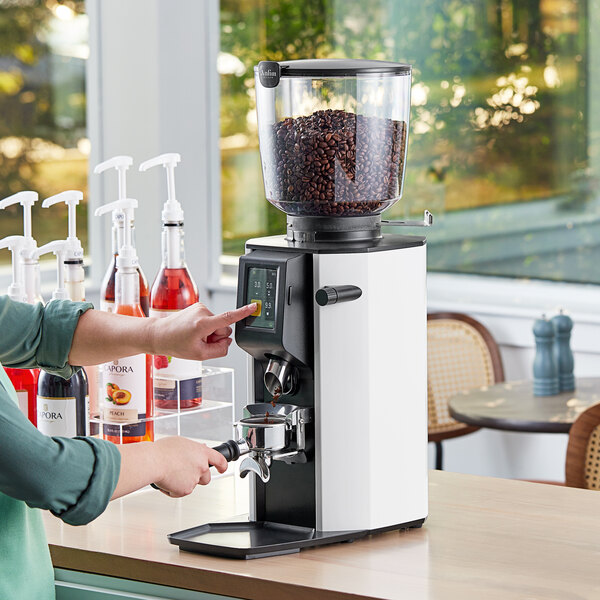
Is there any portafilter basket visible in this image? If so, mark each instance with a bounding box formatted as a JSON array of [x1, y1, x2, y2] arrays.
[[238, 414, 289, 453]]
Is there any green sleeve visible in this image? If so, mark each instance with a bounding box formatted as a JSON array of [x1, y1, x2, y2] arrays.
[[0, 296, 93, 377], [0, 379, 121, 525], [0, 295, 121, 525]]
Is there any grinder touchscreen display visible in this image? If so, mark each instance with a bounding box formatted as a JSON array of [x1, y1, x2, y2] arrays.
[[246, 267, 277, 329]]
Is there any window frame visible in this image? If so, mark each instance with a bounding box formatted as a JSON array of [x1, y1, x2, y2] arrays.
[[85, 0, 221, 302]]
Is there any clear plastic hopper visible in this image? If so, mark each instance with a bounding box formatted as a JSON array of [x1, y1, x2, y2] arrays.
[[255, 59, 412, 219]]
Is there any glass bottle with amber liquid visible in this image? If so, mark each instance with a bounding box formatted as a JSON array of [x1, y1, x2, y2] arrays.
[[100, 210, 150, 316], [96, 198, 153, 444]]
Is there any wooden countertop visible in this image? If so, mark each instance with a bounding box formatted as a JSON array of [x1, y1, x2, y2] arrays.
[[44, 471, 600, 600]]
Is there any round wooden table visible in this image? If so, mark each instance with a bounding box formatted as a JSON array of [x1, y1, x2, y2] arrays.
[[448, 377, 600, 433]]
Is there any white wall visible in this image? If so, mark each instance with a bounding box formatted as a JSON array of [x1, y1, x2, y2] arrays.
[[86, 0, 221, 290]]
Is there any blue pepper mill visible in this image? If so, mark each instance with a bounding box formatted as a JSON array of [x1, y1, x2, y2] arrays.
[[533, 316, 559, 396], [552, 310, 575, 392]]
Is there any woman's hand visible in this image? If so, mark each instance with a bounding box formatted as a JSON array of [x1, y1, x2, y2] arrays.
[[152, 438, 228, 497], [148, 302, 257, 361], [68, 302, 256, 366], [111, 437, 229, 500]]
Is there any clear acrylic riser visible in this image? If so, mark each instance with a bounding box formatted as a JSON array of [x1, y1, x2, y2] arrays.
[[90, 366, 235, 447]]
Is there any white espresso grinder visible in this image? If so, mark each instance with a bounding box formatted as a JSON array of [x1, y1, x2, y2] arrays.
[[168, 59, 430, 558]]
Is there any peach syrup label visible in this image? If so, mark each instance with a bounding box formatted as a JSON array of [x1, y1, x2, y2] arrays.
[[101, 354, 147, 438]]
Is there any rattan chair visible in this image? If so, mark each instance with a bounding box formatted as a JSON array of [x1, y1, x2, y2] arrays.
[[428, 312, 505, 470], [565, 402, 600, 489]]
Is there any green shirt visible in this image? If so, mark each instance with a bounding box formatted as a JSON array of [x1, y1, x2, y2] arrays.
[[0, 297, 121, 600]]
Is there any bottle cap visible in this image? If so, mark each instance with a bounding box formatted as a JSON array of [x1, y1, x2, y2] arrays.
[[139, 152, 184, 223]]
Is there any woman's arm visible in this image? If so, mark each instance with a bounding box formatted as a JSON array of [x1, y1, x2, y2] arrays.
[[68, 302, 256, 366]]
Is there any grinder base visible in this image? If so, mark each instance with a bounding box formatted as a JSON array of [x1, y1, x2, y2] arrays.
[[168, 518, 426, 559]]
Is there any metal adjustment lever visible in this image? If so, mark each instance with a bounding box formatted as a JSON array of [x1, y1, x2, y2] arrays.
[[381, 209, 433, 227], [315, 285, 362, 306]]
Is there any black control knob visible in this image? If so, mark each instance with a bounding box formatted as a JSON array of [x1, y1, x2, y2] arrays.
[[315, 285, 362, 306]]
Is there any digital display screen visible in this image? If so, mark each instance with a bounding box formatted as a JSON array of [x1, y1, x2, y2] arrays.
[[246, 267, 277, 329]]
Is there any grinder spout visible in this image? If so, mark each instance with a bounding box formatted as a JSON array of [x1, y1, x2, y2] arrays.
[[264, 358, 297, 397]]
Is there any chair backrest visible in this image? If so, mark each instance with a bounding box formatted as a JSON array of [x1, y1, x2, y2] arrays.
[[566, 402, 600, 489], [428, 312, 504, 438]]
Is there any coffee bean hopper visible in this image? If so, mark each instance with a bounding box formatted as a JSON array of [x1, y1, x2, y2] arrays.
[[168, 59, 429, 559]]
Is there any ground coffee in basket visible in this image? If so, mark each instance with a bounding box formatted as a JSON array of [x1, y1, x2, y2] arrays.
[[263, 109, 407, 217]]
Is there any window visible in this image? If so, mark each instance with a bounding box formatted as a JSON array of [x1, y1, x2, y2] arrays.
[[0, 0, 88, 265], [219, 1, 599, 284]]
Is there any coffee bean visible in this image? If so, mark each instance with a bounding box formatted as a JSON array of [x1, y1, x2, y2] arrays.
[[262, 109, 407, 217]]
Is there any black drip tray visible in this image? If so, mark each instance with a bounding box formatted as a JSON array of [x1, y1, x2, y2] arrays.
[[168, 521, 366, 559]]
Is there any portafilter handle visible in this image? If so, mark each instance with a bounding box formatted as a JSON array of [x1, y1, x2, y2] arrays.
[[212, 439, 250, 462]]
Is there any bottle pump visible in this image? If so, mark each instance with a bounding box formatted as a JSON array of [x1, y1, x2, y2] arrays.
[[95, 197, 153, 443], [0, 191, 43, 304], [0, 235, 37, 423], [42, 190, 98, 433], [0, 235, 27, 302], [31, 241, 69, 300], [139, 152, 201, 410], [139, 152, 184, 227], [42, 191, 85, 301], [94, 156, 149, 315], [95, 198, 141, 302]]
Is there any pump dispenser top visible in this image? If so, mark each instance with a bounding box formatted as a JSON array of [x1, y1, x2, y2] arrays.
[[94, 155, 149, 316], [95, 198, 139, 269], [94, 156, 132, 197], [42, 191, 84, 261], [0, 191, 43, 304], [31, 241, 69, 300], [94, 155, 132, 228], [139, 153, 184, 223], [0, 235, 26, 301], [0, 191, 38, 254]]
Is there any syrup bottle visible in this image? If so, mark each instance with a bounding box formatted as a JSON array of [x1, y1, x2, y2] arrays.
[[94, 156, 149, 316], [0, 235, 38, 425], [33, 241, 89, 437], [42, 191, 98, 434], [95, 197, 153, 444], [140, 153, 202, 410]]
